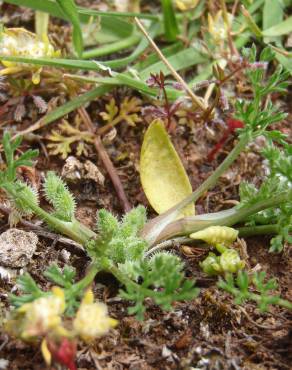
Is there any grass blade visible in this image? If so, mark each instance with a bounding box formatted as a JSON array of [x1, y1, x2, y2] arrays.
[[161, 0, 179, 41], [56, 0, 83, 57], [139, 48, 207, 80], [0, 56, 111, 70], [17, 85, 112, 136], [262, 16, 292, 37], [82, 33, 141, 59], [263, 0, 283, 43], [3, 0, 160, 20]]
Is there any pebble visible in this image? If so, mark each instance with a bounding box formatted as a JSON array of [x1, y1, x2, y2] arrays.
[[0, 229, 38, 268], [62, 156, 105, 185]]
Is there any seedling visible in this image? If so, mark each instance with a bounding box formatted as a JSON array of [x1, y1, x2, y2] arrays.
[[0, 48, 290, 330]]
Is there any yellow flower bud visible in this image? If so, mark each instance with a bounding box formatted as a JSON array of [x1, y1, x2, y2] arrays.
[[219, 249, 245, 273], [190, 226, 238, 246], [200, 252, 222, 276], [73, 290, 117, 342]]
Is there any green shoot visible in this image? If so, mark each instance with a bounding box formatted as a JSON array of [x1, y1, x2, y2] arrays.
[[239, 143, 292, 252], [218, 271, 292, 311], [0, 47, 291, 323]]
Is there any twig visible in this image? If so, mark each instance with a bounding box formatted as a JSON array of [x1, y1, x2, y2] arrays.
[[237, 306, 286, 330], [77, 106, 131, 213], [134, 18, 207, 112]]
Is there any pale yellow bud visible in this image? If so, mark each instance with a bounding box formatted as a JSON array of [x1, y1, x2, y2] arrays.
[[190, 226, 238, 246]]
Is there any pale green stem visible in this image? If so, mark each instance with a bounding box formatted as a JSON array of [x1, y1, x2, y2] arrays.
[[70, 263, 101, 295], [155, 191, 291, 242], [238, 224, 279, 237], [82, 34, 141, 59], [35, 11, 49, 39]]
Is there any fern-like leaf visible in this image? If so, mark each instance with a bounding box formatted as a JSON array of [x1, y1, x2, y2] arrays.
[[10, 181, 39, 217], [43, 171, 76, 221]]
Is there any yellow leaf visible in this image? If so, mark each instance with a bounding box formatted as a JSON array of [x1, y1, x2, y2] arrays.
[[140, 119, 194, 217]]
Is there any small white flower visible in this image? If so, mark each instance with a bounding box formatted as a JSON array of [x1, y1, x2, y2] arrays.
[[0, 28, 60, 83], [208, 11, 233, 44], [18, 287, 65, 339]]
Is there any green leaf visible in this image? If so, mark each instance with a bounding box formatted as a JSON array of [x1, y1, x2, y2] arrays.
[[90, 207, 148, 264], [139, 47, 207, 81], [43, 172, 76, 222], [140, 119, 194, 217], [263, 0, 283, 43], [120, 252, 199, 320], [262, 16, 292, 36], [44, 263, 76, 288], [161, 0, 179, 41], [275, 52, 292, 74], [9, 273, 46, 307], [55, 0, 83, 57]]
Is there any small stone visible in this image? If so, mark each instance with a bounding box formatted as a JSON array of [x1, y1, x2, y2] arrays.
[[84, 160, 105, 185], [62, 156, 105, 186], [0, 266, 18, 282], [60, 249, 71, 263], [0, 359, 9, 370], [61, 156, 83, 182], [162, 345, 172, 358], [0, 229, 38, 268]]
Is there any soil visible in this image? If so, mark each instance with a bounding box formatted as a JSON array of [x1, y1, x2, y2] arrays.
[[0, 2, 291, 370]]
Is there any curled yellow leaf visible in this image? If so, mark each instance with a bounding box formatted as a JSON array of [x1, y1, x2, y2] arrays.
[[140, 119, 194, 217]]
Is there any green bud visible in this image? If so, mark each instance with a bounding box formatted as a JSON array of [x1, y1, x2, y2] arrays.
[[219, 249, 245, 273], [200, 252, 222, 276]]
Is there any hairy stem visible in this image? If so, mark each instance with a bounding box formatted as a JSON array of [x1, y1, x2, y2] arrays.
[[5, 185, 96, 244]]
